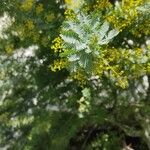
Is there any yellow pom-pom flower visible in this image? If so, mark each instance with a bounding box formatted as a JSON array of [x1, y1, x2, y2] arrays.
[[21, 0, 34, 11], [36, 4, 44, 15]]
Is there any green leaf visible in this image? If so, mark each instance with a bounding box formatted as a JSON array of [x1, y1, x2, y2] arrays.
[[106, 29, 119, 40], [68, 54, 80, 61], [60, 49, 76, 57], [99, 21, 109, 39]]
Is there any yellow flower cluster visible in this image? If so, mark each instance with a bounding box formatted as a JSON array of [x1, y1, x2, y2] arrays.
[[64, 9, 76, 20], [115, 77, 128, 89], [50, 59, 67, 72], [93, 48, 129, 88], [106, 0, 142, 31], [131, 64, 146, 77], [135, 48, 143, 57], [108, 64, 128, 89], [93, 59, 106, 76], [25, 20, 35, 30], [106, 15, 126, 30], [131, 20, 150, 37], [45, 13, 55, 22], [17, 24, 40, 43], [106, 49, 121, 62], [5, 44, 14, 54], [51, 37, 64, 53], [36, 4, 44, 15], [121, 50, 131, 59], [94, 0, 112, 10], [65, 0, 73, 6], [122, 0, 143, 7], [71, 71, 87, 86], [89, 45, 148, 89], [21, 0, 34, 11], [65, 0, 83, 10]]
